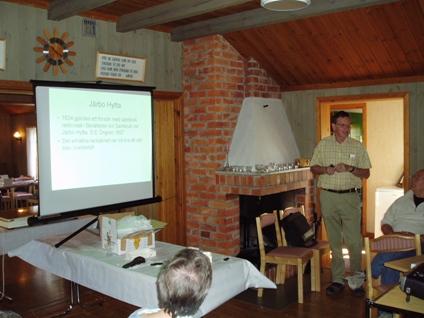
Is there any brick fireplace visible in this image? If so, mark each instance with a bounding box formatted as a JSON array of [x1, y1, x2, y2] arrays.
[[183, 35, 311, 255], [216, 168, 314, 249]]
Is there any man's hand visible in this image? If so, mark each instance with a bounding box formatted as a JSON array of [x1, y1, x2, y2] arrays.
[[327, 165, 336, 175], [335, 163, 353, 173]]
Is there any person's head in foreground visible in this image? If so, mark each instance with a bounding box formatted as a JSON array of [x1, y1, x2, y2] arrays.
[[157, 248, 212, 318]]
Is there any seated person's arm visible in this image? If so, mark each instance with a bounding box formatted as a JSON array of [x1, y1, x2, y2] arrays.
[[381, 223, 394, 235], [381, 223, 414, 236]]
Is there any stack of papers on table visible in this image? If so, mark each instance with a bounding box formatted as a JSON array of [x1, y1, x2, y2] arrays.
[[0, 207, 37, 229]]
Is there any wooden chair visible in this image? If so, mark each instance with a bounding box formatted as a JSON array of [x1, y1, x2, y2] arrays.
[[1, 190, 12, 210], [12, 191, 35, 208], [281, 206, 330, 292], [364, 234, 421, 318], [256, 211, 315, 303]]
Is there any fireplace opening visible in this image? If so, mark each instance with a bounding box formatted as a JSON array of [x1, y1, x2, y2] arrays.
[[238, 189, 305, 266]]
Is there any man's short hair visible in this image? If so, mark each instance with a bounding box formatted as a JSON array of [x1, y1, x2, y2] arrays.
[[157, 248, 212, 318], [331, 110, 351, 124]]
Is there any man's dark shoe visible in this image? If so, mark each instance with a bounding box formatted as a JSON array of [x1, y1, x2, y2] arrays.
[[326, 282, 345, 296], [352, 286, 365, 297]]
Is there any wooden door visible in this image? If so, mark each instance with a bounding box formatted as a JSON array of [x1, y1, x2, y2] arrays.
[[152, 92, 185, 245]]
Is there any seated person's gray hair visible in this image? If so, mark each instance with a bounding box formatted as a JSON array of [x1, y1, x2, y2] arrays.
[[157, 248, 212, 318]]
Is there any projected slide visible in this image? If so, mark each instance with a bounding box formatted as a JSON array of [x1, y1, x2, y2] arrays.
[[49, 88, 151, 190], [35, 82, 155, 217]]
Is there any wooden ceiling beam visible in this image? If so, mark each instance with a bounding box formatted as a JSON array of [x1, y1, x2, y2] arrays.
[[48, 0, 117, 21], [117, 0, 251, 33], [171, 0, 399, 41], [281, 74, 424, 92]]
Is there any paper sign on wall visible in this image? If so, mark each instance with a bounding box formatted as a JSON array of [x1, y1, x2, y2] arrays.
[[96, 52, 146, 83], [0, 39, 6, 70]]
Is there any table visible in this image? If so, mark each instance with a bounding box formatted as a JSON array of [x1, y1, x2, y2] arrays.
[[366, 285, 424, 318], [365, 254, 424, 318], [0, 179, 35, 190], [0, 215, 95, 254], [0, 179, 37, 209], [384, 255, 424, 272], [8, 230, 276, 317]]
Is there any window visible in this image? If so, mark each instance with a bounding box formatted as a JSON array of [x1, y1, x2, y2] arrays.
[[26, 127, 38, 180]]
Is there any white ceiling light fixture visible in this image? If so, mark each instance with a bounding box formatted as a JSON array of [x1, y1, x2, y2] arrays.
[[261, 0, 311, 11]]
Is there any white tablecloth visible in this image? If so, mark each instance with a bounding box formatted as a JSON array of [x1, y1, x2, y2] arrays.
[[8, 230, 275, 317], [0, 215, 95, 255]]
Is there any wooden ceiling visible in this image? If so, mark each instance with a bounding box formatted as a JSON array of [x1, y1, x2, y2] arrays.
[[3, 0, 424, 91]]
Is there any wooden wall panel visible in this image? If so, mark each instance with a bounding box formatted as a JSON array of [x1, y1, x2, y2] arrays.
[[282, 81, 424, 177], [0, 2, 182, 92], [283, 90, 316, 159], [0, 109, 12, 176]]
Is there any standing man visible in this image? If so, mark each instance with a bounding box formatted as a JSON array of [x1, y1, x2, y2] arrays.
[[310, 111, 371, 297]]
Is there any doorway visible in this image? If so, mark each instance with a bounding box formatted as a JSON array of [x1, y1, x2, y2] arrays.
[[317, 93, 409, 237], [0, 89, 35, 177]]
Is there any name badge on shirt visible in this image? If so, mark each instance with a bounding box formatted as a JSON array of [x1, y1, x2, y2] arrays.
[[350, 153, 356, 159]]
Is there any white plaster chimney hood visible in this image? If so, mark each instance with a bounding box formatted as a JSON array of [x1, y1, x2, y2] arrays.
[[227, 97, 300, 170]]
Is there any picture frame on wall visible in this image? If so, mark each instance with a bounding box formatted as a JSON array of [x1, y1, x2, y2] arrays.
[[0, 39, 6, 70], [95, 52, 146, 83]]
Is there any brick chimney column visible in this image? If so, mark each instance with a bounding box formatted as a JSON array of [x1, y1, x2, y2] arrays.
[[183, 35, 281, 255]]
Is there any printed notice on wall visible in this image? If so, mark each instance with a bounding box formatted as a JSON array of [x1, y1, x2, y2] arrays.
[[95, 52, 146, 83], [0, 39, 6, 70]]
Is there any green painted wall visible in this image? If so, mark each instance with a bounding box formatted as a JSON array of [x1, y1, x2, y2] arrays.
[[282, 82, 424, 176], [0, 2, 182, 91]]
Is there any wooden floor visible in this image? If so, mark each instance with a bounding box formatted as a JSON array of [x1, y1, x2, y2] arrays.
[[0, 255, 367, 318]]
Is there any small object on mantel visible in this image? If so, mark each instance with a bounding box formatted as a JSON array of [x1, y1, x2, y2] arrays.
[[297, 158, 311, 168]]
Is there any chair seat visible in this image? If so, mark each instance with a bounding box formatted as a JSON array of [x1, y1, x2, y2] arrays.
[[13, 191, 33, 197], [14, 191, 34, 198], [267, 246, 313, 258]]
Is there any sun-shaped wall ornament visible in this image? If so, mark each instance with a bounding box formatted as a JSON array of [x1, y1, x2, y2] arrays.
[[33, 28, 76, 76]]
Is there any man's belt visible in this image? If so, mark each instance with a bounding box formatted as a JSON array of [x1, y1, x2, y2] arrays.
[[322, 188, 358, 194]]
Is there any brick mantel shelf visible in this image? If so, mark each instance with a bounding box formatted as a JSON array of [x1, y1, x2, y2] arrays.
[[216, 168, 313, 196]]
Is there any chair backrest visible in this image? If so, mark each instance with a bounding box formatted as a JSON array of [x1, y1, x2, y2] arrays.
[[256, 211, 283, 259], [282, 205, 305, 217], [364, 233, 422, 299]]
